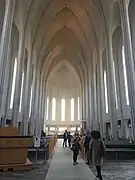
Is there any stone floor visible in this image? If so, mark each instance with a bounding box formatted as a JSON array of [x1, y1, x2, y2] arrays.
[[0, 160, 50, 180], [91, 161, 135, 180], [46, 140, 95, 180], [0, 140, 135, 180]]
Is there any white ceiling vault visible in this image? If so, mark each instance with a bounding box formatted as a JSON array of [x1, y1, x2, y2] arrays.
[[13, 0, 120, 94]]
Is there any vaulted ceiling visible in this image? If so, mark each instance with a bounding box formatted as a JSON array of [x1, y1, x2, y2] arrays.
[[14, 0, 115, 89]]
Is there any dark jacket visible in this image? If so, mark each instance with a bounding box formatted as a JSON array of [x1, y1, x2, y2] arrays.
[[68, 134, 72, 140], [84, 135, 91, 150], [63, 132, 68, 140], [72, 141, 80, 153]]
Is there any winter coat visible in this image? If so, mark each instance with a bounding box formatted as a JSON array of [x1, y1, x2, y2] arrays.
[[89, 139, 106, 166], [84, 135, 91, 150]]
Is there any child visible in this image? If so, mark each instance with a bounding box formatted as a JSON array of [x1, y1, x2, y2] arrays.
[[90, 131, 106, 180], [71, 136, 81, 165]]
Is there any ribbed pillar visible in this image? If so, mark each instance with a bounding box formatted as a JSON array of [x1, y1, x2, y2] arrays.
[[1, 46, 14, 125], [106, 34, 118, 139], [97, 49, 105, 137], [56, 97, 61, 122], [85, 79, 90, 130], [30, 59, 38, 135], [41, 82, 46, 131], [37, 75, 43, 137], [119, 0, 135, 139], [21, 50, 32, 135], [115, 52, 126, 138], [12, 32, 25, 127], [0, 0, 15, 121], [93, 61, 98, 130], [90, 63, 95, 130], [34, 71, 41, 136], [82, 85, 86, 121], [66, 98, 71, 122]]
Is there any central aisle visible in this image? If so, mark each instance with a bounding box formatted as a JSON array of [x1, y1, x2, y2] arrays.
[[45, 139, 95, 180]]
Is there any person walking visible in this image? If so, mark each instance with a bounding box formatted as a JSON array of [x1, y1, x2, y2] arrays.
[[90, 131, 106, 180], [63, 130, 68, 147], [84, 130, 91, 164], [71, 136, 81, 165], [68, 131, 72, 148]]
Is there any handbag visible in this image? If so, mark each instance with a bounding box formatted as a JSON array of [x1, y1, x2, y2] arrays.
[[71, 143, 76, 151]]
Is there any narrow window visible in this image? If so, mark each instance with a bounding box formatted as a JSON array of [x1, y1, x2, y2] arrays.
[[46, 97, 49, 120], [122, 46, 129, 105], [52, 98, 56, 121], [112, 60, 118, 109], [19, 72, 24, 112], [29, 85, 33, 117], [10, 58, 17, 109], [78, 97, 80, 120], [71, 98, 74, 121], [61, 98, 65, 121]]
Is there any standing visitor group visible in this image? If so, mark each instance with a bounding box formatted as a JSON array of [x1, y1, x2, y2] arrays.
[[63, 130, 105, 180]]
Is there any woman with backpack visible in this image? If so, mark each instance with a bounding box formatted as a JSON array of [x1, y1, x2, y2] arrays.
[[90, 131, 106, 180]]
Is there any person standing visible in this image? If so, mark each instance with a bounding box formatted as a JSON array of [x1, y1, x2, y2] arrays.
[[90, 131, 106, 180], [63, 130, 68, 147], [71, 136, 81, 165], [68, 131, 72, 148], [84, 130, 91, 164]]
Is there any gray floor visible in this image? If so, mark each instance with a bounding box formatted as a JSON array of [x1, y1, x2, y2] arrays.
[[100, 161, 135, 180], [1, 140, 135, 180], [0, 160, 50, 180], [46, 139, 95, 180]]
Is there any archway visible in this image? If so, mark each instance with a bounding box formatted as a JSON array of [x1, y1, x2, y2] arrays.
[[45, 60, 81, 134]]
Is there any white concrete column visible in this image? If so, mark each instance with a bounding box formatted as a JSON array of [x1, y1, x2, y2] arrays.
[[41, 81, 46, 131], [92, 60, 98, 130], [21, 48, 33, 135], [106, 34, 118, 139], [0, 0, 15, 119], [34, 71, 41, 137], [65, 98, 71, 122], [56, 97, 61, 122], [5, 51, 16, 121], [87, 74, 92, 130], [119, 0, 135, 139], [37, 74, 44, 137], [114, 52, 126, 138], [1, 45, 14, 125], [85, 77, 91, 130], [30, 62, 38, 135], [97, 49, 105, 137], [79, 93, 83, 121], [90, 63, 95, 130], [82, 84, 86, 121], [12, 32, 25, 127]]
